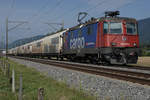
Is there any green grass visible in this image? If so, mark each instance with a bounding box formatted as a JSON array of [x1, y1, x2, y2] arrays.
[[0, 58, 96, 100]]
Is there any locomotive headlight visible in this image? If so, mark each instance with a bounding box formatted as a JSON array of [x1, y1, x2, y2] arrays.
[[122, 37, 127, 41], [133, 43, 137, 46], [129, 52, 135, 56], [111, 42, 117, 46]]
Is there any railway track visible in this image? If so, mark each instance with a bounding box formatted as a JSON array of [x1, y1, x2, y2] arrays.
[[116, 65, 150, 71], [10, 56, 150, 86]]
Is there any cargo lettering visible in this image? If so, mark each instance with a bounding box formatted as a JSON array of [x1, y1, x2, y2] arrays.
[[70, 37, 85, 49]]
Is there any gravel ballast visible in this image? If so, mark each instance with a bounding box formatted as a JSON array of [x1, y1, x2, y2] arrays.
[[10, 57, 150, 100]]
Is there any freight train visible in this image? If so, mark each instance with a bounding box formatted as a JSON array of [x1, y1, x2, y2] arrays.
[[8, 11, 140, 65]]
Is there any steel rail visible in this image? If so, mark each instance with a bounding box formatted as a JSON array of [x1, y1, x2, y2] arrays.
[[10, 56, 150, 86]]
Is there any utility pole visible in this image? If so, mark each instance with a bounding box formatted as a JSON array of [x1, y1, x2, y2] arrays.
[[6, 17, 8, 59], [5, 17, 28, 59]]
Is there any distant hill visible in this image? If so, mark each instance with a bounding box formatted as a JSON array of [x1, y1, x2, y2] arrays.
[[0, 41, 5, 49], [9, 35, 45, 49], [138, 17, 150, 46]]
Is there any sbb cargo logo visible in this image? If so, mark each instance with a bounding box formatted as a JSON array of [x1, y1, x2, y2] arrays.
[[70, 37, 85, 49]]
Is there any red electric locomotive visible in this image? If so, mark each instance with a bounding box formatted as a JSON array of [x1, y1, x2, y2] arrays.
[[96, 11, 139, 64], [63, 11, 139, 65]]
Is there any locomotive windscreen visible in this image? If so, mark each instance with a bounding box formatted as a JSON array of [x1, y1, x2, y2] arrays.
[[110, 22, 122, 34], [126, 22, 137, 35], [103, 21, 122, 34]]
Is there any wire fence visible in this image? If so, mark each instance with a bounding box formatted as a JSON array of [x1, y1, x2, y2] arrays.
[[0, 57, 45, 100]]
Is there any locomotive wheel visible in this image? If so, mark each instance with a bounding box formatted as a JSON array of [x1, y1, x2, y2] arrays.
[[90, 58, 97, 64], [48, 57, 51, 59], [102, 61, 111, 66], [120, 53, 127, 65]]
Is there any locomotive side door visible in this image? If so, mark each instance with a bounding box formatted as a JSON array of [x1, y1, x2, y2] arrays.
[[96, 21, 104, 48]]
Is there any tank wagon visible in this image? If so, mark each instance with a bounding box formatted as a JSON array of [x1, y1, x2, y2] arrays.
[[9, 30, 67, 59], [8, 11, 140, 65]]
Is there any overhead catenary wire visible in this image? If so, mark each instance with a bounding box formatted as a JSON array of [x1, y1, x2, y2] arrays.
[[85, 0, 107, 12], [11, 0, 105, 37], [8, 0, 50, 33], [58, 0, 108, 26], [26, 0, 51, 21], [50, 0, 93, 22], [22, 0, 64, 35], [51, 0, 107, 27], [14, 0, 52, 38], [44, 0, 64, 15], [46, 0, 94, 29], [62, 0, 137, 28], [12, 0, 54, 39], [94, 0, 137, 18], [29, 0, 64, 24]]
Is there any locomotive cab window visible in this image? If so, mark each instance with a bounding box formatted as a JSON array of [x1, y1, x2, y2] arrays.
[[103, 22, 108, 34], [110, 22, 122, 34], [126, 22, 137, 35]]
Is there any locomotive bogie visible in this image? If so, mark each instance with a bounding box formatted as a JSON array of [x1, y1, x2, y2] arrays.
[[100, 47, 139, 64]]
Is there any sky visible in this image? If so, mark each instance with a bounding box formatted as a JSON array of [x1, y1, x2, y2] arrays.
[[0, 0, 149, 44]]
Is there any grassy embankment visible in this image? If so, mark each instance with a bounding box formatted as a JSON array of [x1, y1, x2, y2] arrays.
[[0, 58, 96, 100]]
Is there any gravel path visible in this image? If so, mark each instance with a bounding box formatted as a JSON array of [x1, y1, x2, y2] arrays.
[[10, 57, 150, 100]]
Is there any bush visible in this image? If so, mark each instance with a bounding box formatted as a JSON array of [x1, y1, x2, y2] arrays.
[[141, 47, 150, 56]]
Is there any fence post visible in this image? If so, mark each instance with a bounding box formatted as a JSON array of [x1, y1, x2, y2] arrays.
[[7, 63, 10, 77], [4, 61, 7, 76], [12, 69, 15, 93], [1, 59, 4, 73], [38, 88, 44, 100], [19, 74, 23, 100], [0, 60, 2, 70]]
